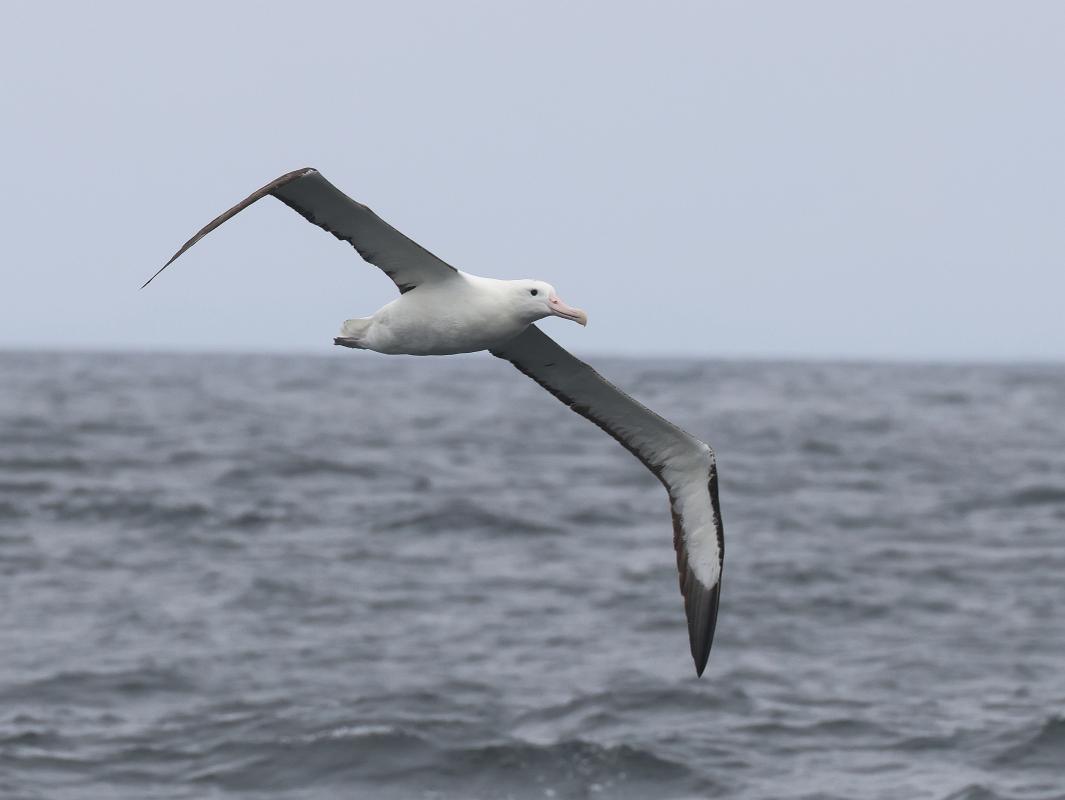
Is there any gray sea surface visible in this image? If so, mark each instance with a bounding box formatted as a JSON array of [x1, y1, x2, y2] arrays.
[[1, 351, 1064, 800]]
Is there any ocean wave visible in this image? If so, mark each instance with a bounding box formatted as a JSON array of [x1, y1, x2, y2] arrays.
[[0, 728, 67, 750], [220, 456, 387, 483], [187, 726, 436, 790], [992, 715, 1065, 769], [0, 500, 28, 521], [180, 723, 697, 797], [918, 390, 973, 406], [221, 503, 319, 530], [0, 455, 86, 471], [1004, 485, 1065, 507], [225, 575, 335, 612], [0, 478, 53, 495], [0, 667, 196, 707], [375, 499, 562, 536], [446, 739, 696, 796], [940, 786, 1009, 800], [800, 437, 843, 456], [40, 494, 213, 527], [518, 683, 752, 730], [738, 717, 895, 743]]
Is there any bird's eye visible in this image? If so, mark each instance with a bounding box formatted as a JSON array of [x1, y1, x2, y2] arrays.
[[530, 289, 538, 296]]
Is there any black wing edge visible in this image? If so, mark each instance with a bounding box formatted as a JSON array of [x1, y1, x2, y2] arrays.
[[141, 167, 317, 289]]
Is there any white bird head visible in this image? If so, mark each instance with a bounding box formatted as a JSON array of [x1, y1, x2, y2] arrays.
[[512, 280, 588, 327]]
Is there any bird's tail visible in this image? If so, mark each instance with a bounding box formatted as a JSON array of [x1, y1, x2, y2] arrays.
[[334, 318, 371, 349]]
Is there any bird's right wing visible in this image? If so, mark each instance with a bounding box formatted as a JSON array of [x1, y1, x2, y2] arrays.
[[142, 168, 458, 294], [491, 325, 724, 676]]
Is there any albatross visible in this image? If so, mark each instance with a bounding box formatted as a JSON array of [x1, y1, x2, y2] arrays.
[[143, 168, 725, 676]]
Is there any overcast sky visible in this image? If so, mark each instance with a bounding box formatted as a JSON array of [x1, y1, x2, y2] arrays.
[[2, 1, 1062, 360]]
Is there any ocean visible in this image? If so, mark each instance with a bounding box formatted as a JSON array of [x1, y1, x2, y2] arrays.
[[1, 350, 1063, 799]]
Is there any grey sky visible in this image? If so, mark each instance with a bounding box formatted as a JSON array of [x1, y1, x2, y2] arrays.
[[2, 1, 1062, 360]]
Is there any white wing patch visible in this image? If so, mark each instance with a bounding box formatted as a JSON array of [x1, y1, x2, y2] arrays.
[[662, 452, 722, 589]]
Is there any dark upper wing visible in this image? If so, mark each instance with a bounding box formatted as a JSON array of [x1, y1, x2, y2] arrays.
[[490, 325, 724, 676], [142, 168, 458, 293]]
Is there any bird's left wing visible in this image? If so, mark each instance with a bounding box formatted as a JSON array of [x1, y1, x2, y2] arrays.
[[490, 325, 724, 676], [142, 168, 458, 293]]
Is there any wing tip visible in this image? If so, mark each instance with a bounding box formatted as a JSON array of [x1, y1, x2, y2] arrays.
[[139, 167, 321, 289], [140, 259, 173, 289], [688, 576, 721, 677]]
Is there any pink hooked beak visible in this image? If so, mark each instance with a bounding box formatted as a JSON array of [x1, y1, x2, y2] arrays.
[[548, 293, 588, 326]]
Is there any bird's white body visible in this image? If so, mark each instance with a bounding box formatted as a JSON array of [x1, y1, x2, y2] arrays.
[[343, 273, 555, 355]]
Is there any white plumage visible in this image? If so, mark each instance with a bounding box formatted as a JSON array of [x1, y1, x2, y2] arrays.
[[338, 273, 585, 355]]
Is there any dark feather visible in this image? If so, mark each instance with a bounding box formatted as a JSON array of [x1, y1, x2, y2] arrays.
[[143, 168, 457, 293]]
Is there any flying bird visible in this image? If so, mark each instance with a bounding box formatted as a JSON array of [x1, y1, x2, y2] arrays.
[[144, 168, 724, 675]]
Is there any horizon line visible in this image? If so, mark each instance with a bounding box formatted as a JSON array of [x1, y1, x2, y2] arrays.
[[1, 342, 1062, 368]]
